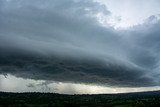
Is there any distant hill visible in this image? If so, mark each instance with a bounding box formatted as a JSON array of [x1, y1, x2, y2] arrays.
[[0, 91, 160, 107]]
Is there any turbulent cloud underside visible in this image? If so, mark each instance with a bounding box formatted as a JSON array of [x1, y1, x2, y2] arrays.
[[0, 0, 160, 87]]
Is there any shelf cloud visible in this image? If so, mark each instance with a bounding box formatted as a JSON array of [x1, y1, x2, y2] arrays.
[[0, 0, 160, 88]]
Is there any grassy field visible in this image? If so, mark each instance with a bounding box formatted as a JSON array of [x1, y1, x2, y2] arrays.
[[0, 91, 160, 107]]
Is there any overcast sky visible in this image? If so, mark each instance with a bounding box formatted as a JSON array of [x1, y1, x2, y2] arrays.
[[0, 0, 160, 94]]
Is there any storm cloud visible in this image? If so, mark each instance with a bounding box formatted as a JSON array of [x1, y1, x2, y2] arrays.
[[0, 0, 160, 87]]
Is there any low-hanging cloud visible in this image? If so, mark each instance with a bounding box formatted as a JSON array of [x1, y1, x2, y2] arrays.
[[0, 0, 160, 87]]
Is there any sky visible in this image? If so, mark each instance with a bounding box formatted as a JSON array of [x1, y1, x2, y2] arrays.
[[0, 0, 160, 94], [96, 0, 160, 28]]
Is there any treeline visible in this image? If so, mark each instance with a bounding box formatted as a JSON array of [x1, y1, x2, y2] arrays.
[[0, 91, 160, 107]]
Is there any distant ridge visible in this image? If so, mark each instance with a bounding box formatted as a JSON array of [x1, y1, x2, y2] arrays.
[[1, 90, 160, 95]]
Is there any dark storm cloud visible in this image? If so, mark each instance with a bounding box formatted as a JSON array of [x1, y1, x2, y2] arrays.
[[0, 0, 160, 87], [0, 54, 155, 87]]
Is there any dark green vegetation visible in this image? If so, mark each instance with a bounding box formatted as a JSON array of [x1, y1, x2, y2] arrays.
[[0, 91, 160, 107]]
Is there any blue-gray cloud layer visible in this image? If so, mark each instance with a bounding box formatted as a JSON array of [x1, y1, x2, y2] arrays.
[[0, 0, 160, 87]]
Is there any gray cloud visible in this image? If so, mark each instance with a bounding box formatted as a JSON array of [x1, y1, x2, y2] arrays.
[[27, 83, 35, 88], [0, 54, 154, 87], [0, 0, 160, 87]]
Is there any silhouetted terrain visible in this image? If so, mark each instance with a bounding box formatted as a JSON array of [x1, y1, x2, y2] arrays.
[[0, 91, 160, 107]]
